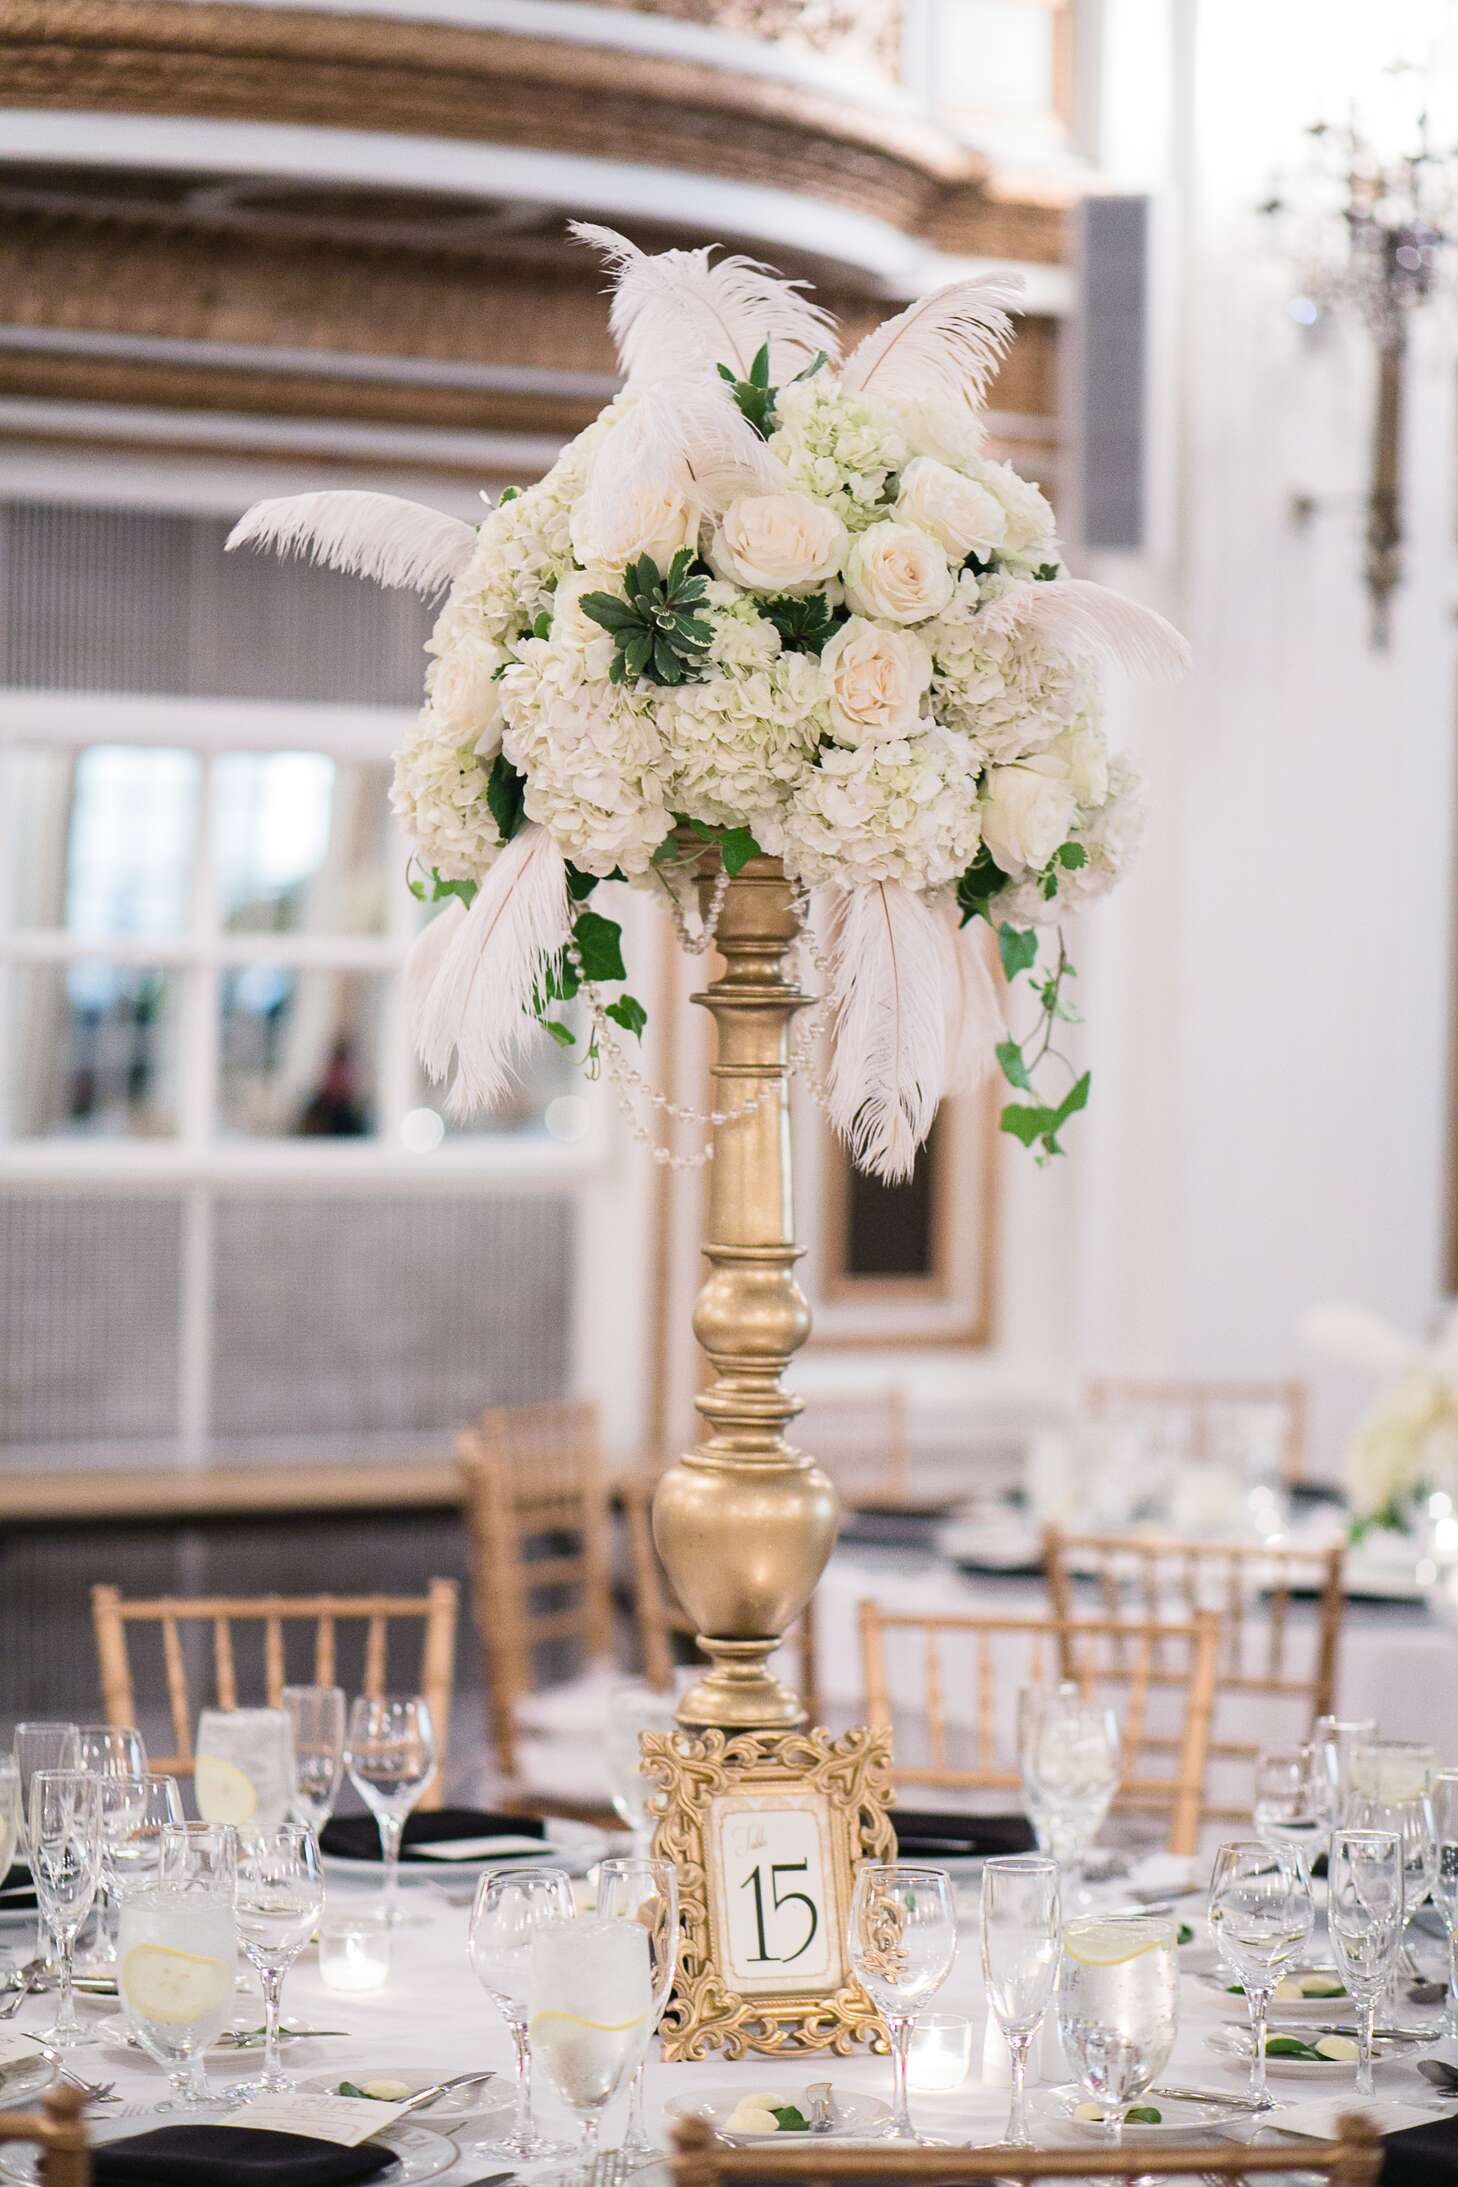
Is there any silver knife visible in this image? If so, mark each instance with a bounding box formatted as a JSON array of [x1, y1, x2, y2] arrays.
[[1150, 2084, 1273, 2113]]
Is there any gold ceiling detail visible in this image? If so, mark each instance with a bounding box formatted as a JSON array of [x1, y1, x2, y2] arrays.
[[618, 0, 901, 79]]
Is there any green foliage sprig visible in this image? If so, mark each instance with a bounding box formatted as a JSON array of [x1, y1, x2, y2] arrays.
[[955, 843, 1091, 1164], [761, 592, 841, 655], [580, 551, 712, 686]]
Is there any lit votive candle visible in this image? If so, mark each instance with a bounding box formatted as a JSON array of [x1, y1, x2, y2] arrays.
[[907, 2014, 972, 2092], [319, 1913, 391, 1994]]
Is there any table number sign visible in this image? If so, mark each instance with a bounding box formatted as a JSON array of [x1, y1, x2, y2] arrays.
[[642, 1724, 894, 2058]]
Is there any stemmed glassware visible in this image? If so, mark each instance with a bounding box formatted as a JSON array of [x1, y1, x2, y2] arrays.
[[1207, 1840, 1314, 2107], [28, 1770, 101, 2049], [1313, 1716, 1376, 1829], [194, 1708, 294, 1841], [345, 1696, 437, 1926], [1019, 1686, 1120, 1903], [1058, 1916, 1179, 2145], [602, 1682, 679, 1855], [230, 1823, 326, 2096], [99, 1773, 185, 1907], [75, 1725, 147, 1779], [1350, 1787, 1435, 1989], [1252, 1746, 1331, 1862], [468, 1865, 575, 2163], [1327, 1827, 1404, 2096], [1430, 1771, 1458, 2038], [0, 1759, 19, 1892], [847, 1863, 957, 2145], [1352, 1740, 1436, 1804], [282, 1686, 345, 1831], [529, 1916, 654, 2179], [596, 1855, 680, 2161], [118, 1822, 238, 2110], [980, 1855, 1060, 2147]]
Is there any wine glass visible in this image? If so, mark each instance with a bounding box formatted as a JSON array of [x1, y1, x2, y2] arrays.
[[1021, 1687, 1120, 1903], [980, 1854, 1060, 2147], [1328, 1828, 1404, 2096], [847, 1863, 957, 2144], [1352, 1740, 1436, 1803], [344, 1696, 436, 1925], [1207, 1840, 1314, 2106], [0, 1759, 19, 1891], [119, 1822, 238, 2110], [194, 1708, 294, 1841], [529, 1916, 654, 2177], [1058, 1916, 1178, 2144], [1314, 1717, 1377, 1828], [596, 1855, 680, 2160], [602, 1681, 679, 1854], [1350, 1789, 1435, 1991], [468, 1866, 575, 2162], [1430, 1771, 1458, 2038], [28, 1770, 101, 2048], [1252, 1745, 1331, 1861], [229, 1823, 325, 2096], [99, 1773, 185, 1906], [282, 1685, 345, 1831], [75, 1725, 147, 1779]]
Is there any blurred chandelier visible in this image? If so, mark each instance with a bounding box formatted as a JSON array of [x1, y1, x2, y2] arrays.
[[1262, 61, 1458, 647]]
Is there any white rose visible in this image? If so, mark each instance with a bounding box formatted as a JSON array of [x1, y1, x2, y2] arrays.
[[843, 522, 953, 624], [570, 486, 698, 573], [820, 617, 932, 746], [1053, 717, 1109, 809], [709, 492, 847, 595], [894, 457, 1008, 561], [551, 568, 616, 646], [425, 635, 504, 740], [981, 755, 1077, 874]]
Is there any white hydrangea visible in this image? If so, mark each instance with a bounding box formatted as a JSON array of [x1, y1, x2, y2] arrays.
[[389, 708, 502, 883], [661, 604, 822, 829], [499, 638, 671, 878], [775, 723, 982, 891], [998, 748, 1146, 926], [927, 571, 1092, 762], [1347, 1371, 1458, 1518], [766, 373, 908, 534]]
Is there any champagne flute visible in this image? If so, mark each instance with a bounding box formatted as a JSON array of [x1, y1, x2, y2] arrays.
[[847, 1863, 957, 2144], [1328, 1828, 1404, 2096], [596, 1855, 679, 2160], [602, 1682, 679, 1855], [468, 1866, 575, 2162], [1350, 1790, 1435, 1991], [119, 1822, 238, 2110], [28, 1770, 101, 2048], [1430, 1771, 1458, 2038], [1313, 1716, 1376, 1829], [529, 1916, 654, 2178], [282, 1685, 345, 1830], [1207, 1840, 1314, 2106], [980, 1854, 1060, 2147], [229, 1823, 325, 2096], [345, 1695, 436, 1927], [194, 1708, 294, 1841], [1058, 1916, 1178, 2144]]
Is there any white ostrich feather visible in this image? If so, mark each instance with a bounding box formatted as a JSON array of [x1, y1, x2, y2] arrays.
[[1300, 1302, 1427, 1378], [402, 895, 467, 1051], [577, 374, 787, 546], [943, 912, 1004, 1093], [977, 577, 1191, 681], [570, 221, 837, 384], [416, 825, 571, 1120], [826, 883, 952, 1185], [840, 274, 1024, 414], [226, 491, 476, 597]]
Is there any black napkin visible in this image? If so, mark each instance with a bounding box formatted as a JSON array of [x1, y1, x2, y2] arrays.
[[0, 1861, 36, 1913], [92, 2126, 394, 2187], [320, 1806, 547, 1865], [890, 1807, 1035, 1859], [1380, 2110, 1458, 2187]]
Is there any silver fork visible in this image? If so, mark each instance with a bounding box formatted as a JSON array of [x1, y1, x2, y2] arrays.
[[0, 1970, 37, 2022], [16, 2034, 117, 2105]]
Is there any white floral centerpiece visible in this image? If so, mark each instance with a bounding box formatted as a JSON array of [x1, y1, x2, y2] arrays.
[[229, 227, 1188, 1178], [1304, 1302, 1458, 1529]]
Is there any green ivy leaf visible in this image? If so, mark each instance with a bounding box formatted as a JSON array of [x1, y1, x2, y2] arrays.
[[1033, 562, 1061, 581], [998, 923, 1039, 980], [487, 754, 526, 844], [564, 864, 598, 903], [540, 1019, 576, 1048], [995, 1039, 1034, 1092], [955, 847, 1010, 927], [605, 993, 647, 1039], [1052, 1071, 1091, 1128], [717, 826, 763, 877], [572, 910, 627, 984], [531, 610, 552, 640]]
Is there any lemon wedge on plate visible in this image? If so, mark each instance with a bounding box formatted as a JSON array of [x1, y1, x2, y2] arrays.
[[1063, 1920, 1172, 1967], [122, 1943, 231, 2025], [194, 1756, 257, 1826]]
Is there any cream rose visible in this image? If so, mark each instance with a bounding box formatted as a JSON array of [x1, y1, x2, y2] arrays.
[[820, 617, 932, 746], [551, 568, 617, 648], [894, 457, 1008, 561], [980, 755, 1077, 874], [709, 491, 847, 595], [842, 522, 953, 624], [425, 634, 504, 739], [569, 486, 698, 573]]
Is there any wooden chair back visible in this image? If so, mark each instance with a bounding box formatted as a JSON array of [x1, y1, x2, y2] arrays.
[[456, 1400, 614, 1779], [1043, 1525, 1345, 1817], [1087, 1375, 1309, 1482], [91, 1579, 457, 1807], [0, 2087, 90, 2187], [795, 1388, 911, 1509], [669, 2110, 1382, 2186], [857, 1601, 1220, 1856]]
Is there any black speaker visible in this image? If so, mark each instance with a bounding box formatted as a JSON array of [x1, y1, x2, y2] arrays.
[[1074, 193, 1149, 552]]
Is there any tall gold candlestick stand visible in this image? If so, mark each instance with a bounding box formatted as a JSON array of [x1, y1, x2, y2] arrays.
[[651, 855, 838, 1730]]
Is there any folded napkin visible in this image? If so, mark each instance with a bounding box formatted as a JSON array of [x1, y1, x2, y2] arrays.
[[1382, 2110, 1458, 2187], [890, 1808, 1035, 1859], [92, 2126, 394, 2187], [320, 1806, 547, 1865]]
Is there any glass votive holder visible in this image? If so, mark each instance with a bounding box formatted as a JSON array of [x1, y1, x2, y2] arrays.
[[318, 1912, 391, 1994], [907, 2013, 973, 2092]]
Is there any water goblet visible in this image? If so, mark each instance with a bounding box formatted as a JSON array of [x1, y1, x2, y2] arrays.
[[345, 1695, 436, 1926], [28, 1770, 101, 2049], [229, 1823, 325, 2096], [1352, 1739, 1436, 1804], [119, 1822, 238, 2109], [75, 1725, 147, 1779], [1328, 1828, 1404, 2096], [1252, 1745, 1331, 1862], [1207, 1840, 1314, 2106], [1057, 1916, 1178, 2144], [194, 1708, 294, 1844], [602, 1681, 679, 1854], [468, 1865, 575, 2162], [980, 1854, 1060, 2146], [1430, 1771, 1458, 2038], [282, 1685, 345, 1831], [99, 1772, 185, 1905], [596, 1855, 680, 2160], [1021, 1688, 1120, 1904], [529, 1916, 654, 2179], [847, 1863, 957, 2144], [1313, 1716, 1376, 1829]]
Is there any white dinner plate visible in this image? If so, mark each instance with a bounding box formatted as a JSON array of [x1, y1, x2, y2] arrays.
[[1198, 1969, 1352, 2019], [322, 1816, 607, 1885], [298, 2066, 513, 2123], [1207, 2024, 1431, 2078], [1033, 2084, 1260, 2139], [665, 2086, 893, 2143], [0, 2109, 457, 2185]]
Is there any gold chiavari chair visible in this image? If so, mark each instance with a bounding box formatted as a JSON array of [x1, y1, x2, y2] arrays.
[[795, 1388, 912, 1510], [1087, 1375, 1310, 1483], [1043, 1526, 1345, 1818], [91, 1580, 458, 1807], [456, 1400, 614, 1780], [668, 2110, 1383, 2187], [0, 2087, 90, 2187], [858, 1601, 1220, 1856]]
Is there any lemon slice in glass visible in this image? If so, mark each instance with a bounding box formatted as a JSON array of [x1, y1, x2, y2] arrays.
[[1063, 1919, 1173, 1967], [194, 1755, 257, 1826], [122, 1943, 231, 2025]]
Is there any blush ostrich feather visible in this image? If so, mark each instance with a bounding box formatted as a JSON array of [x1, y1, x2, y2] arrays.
[[225, 492, 477, 598], [570, 221, 837, 384], [826, 884, 953, 1184], [416, 824, 571, 1119], [402, 895, 467, 1051], [977, 577, 1191, 681], [943, 912, 1004, 1093], [841, 275, 1024, 415]]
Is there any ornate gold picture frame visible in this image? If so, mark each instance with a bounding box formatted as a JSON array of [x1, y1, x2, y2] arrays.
[[642, 1724, 895, 2060]]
